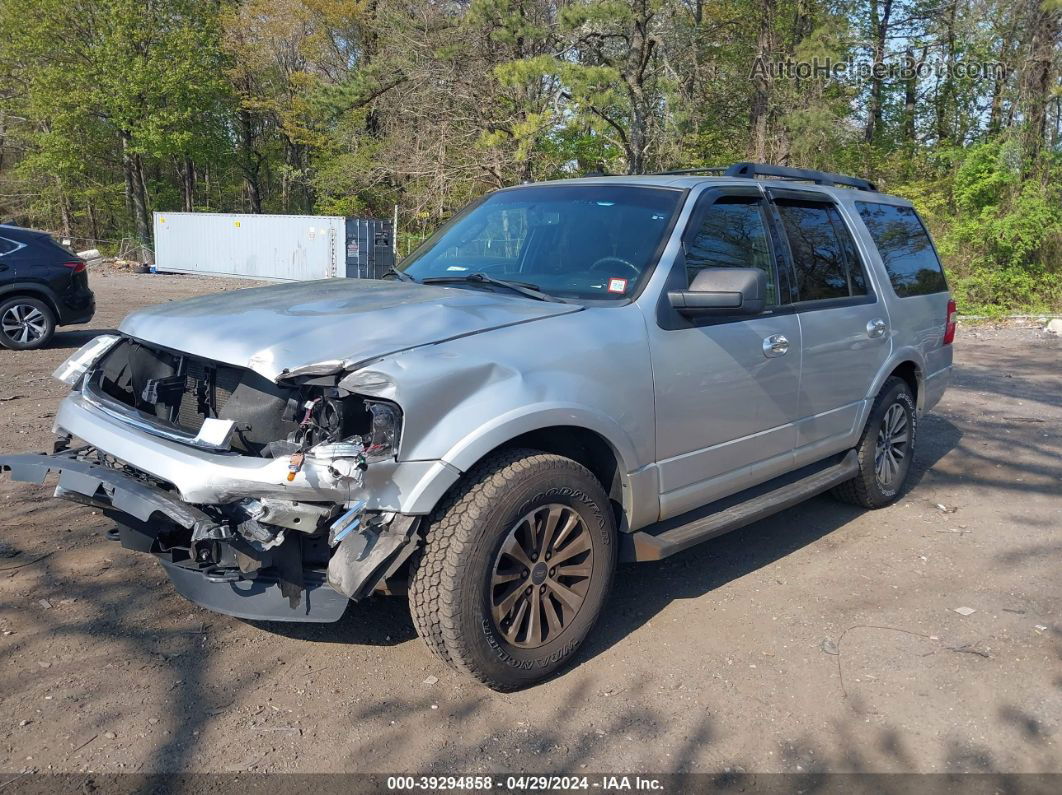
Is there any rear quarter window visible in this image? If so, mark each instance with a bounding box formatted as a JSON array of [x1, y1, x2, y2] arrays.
[[856, 202, 947, 297]]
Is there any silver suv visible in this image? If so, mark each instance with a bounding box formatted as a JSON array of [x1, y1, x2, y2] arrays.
[[1, 163, 954, 690]]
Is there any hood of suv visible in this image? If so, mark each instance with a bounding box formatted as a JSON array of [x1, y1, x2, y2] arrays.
[[120, 279, 581, 380]]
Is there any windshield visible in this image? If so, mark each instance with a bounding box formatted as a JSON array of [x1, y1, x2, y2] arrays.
[[399, 184, 683, 301]]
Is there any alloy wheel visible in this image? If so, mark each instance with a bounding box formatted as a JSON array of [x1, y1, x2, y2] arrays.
[[489, 504, 594, 649], [1, 303, 48, 345], [874, 402, 910, 489]]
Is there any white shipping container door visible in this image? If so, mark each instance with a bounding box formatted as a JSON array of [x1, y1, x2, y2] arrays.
[[153, 212, 342, 281]]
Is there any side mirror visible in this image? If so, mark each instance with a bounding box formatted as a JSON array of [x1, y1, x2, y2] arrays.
[[667, 267, 767, 317]]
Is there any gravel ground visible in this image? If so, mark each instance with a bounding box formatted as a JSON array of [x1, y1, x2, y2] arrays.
[[0, 271, 1059, 776]]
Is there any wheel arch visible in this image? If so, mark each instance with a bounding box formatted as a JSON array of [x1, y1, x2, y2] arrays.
[[492, 425, 627, 529], [0, 284, 61, 320], [434, 410, 655, 533], [868, 351, 926, 412], [888, 360, 921, 407]]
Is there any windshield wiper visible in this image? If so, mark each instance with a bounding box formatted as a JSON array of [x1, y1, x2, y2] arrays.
[[420, 272, 564, 302], [381, 267, 416, 283]]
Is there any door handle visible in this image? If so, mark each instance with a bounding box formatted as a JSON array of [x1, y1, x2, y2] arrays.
[[866, 318, 888, 338], [763, 334, 789, 358]]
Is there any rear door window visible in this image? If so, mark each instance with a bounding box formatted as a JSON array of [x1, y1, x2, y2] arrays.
[[776, 202, 867, 301], [856, 202, 947, 296]]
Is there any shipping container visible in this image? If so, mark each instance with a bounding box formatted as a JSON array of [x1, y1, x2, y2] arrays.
[[153, 212, 393, 281]]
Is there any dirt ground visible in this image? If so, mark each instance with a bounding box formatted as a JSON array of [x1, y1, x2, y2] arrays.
[[0, 270, 1059, 777]]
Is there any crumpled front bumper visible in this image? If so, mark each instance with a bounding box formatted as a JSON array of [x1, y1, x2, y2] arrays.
[[0, 450, 220, 536], [53, 389, 460, 511], [0, 450, 351, 622], [161, 561, 350, 623], [1, 390, 449, 623], [0, 450, 414, 624]]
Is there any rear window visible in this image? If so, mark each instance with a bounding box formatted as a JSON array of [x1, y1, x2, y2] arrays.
[[20, 234, 77, 263], [856, 202, 947, 297]]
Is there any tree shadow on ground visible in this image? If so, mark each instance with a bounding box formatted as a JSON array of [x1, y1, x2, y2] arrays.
[[48, 328, 119, 350]]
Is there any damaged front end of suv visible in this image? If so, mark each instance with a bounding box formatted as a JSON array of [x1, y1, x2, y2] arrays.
[[2, 332, 422, 622]]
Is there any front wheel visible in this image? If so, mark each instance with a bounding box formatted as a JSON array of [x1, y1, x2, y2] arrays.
[[832, 376, 917, 508], [408, 449, 616, 691]]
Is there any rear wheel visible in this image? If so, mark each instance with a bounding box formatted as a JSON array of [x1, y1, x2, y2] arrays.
[[0, 297, 56, 350], [832, 376, 917, 508], [408, 448, 616, 691]]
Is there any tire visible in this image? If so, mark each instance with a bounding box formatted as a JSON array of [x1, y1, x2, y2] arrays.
[[408, 448, 617, 691], [0, 297, 56, 350], [832, 376, 917, 509]]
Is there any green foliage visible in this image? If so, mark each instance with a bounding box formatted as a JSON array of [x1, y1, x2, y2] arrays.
[[891, 141, 1062, 313], [0, 0, 1058, 312]]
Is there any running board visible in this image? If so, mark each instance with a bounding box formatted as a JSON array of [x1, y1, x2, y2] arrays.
[[624, 450, 859, 562]]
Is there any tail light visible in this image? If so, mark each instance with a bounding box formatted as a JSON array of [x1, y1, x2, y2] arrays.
[[63, 260, 86, 273], [943, 298, 957, 345]]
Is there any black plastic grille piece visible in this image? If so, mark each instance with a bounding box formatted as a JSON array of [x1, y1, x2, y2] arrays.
[[175, 359, 242, 433]]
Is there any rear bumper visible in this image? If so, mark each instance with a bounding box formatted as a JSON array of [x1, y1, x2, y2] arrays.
[[57, 289, 95, 326], [922, 365, 952, 414]]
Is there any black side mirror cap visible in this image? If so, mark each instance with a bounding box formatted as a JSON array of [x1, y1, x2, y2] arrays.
[[667, 267, 767, 317]]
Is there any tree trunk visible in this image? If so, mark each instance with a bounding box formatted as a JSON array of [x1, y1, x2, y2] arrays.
[[1055, 90, 1062, 151], [622, 0, 656, 174], [55, 177, 72, 239], [282, 138, 301, 213], [865, 0, 894, 143], [238, 108, 263, 213], [121, 132, 152, 262], [123, 142, 135, 222], [1020, 0, 1062, 161], [246, 174, 262, 214], [903, 48, 918, 142], [180, 156, 195, 212], [750, 0, 775, 161], [988, 24, 1016, 135], [935, 0, 958, 144], [87, 201, 100, 244]]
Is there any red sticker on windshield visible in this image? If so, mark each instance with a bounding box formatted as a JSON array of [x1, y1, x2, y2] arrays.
[[607, 277, 628, 294]]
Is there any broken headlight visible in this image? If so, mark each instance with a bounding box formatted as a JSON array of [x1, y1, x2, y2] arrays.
[[52, 334, 121, 386], [364, 402, 400, 462], [302, 398, 402, 482]]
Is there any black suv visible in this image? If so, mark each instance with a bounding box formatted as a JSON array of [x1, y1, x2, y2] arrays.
[[0, 224, 95, 350]]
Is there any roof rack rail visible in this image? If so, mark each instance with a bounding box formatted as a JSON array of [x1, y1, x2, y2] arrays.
[[725, 162, 876, 191], [654, 166, 728, 176], [656, 162, 877, 191]]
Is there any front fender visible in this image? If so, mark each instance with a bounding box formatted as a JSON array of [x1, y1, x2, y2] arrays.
[[351, 305, 658, 519], [440, 403, 640, 475]]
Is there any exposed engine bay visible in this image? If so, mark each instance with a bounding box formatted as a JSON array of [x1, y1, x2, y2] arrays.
[[3, 335, 421, 621], [88, 336, 399, 463]]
